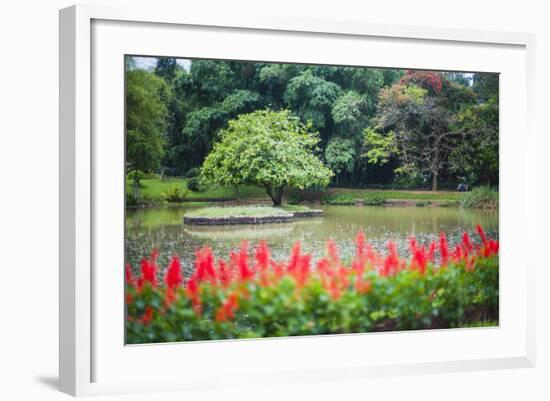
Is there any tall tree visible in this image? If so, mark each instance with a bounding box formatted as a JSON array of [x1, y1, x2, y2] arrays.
[[201, 110, 333, 205], [372, 71, 475, 190]]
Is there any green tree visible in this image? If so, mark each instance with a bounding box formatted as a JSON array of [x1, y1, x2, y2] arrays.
[[154, 57, 179, 83], [126, 69, 168, 174], [332, 91, 369, 138], [201, 110, 333, 205], [284, 70, 342, 132], [373, 72, 476, 190], [324, 137, 357, 184], [181, 107, 228, 168]]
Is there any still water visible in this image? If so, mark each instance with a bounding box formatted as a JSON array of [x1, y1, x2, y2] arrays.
[[125, 205, 498, 277]]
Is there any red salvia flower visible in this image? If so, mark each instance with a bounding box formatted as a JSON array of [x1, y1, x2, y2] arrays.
[[125, 263, 135, 287], [140, 257, 157, 288], [452, 244, 463, 261], [186, 274, 201, 314], [462, 232, 473, 257], [217, 259, 232, 287], [287, 241, 302, 273], [439, 232, 449, 266], [326, 239, 340, 267], [165, 255, 183, 289], [411, 246, 428, 275], [381, 241, 399, 277], [409, 237, 418, 253], [195, 246, 217, 284], [295, 253, 312, 287], [255, 240, 271, 286], [237, 241, 254, 282], [427, 241, 436, 263], [215, 293, 239, 322], [125, 292, 133, 305], [476, 224, 488, 245], [141, 306, 153, 325], [164, 287, 177, 307]]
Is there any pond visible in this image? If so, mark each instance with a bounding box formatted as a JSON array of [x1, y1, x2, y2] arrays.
[[125, 204, 498, 277]]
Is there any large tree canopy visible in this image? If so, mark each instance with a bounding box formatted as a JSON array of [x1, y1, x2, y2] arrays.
[[126, 56, 497, 190], [200, 110, 333, 205], [368, 71, 478, 190], [126, 68, 168, 174]]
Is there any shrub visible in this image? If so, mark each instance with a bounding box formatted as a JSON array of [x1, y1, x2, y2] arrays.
[[126, 192, 138, 206], [460, 186, 498, 209], [185, 167, 200, 179], [127, 170, 146, 185], [162, 187, 189, 203], [286, 193, 302, 205], [187, 177, 201, 192], [321, 193, 355, 205], [439, 200, 459, 208], [126, 226, 499, 343], [363, 194, 385, 206]]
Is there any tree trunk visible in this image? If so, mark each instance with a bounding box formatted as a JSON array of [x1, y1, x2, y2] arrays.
[[265, 185, 284, 206], [132, 177, 140, 200], [233, 185, 241, 201], [431, 173, 438, 191]]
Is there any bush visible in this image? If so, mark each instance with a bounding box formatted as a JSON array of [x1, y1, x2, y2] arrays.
[[127, 170, 147, 184], [162, 186, 189, 203], [126, 192, 138, 206], [126, 226, 499, 343], [439, 200, 459, 208], [286, 193, 302, 205], [363, 194, 385, 206], [187, 177, 201, 192], [185, 167, 200, 179], [321, 193, 355, 205], [460, 186, 498, 209]]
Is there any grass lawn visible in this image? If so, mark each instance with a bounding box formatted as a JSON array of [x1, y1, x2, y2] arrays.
[[128, 177, 463, 204], [128, 177, 268, 201], [330, 188, 462, 201], [184, 206, 291, 218]]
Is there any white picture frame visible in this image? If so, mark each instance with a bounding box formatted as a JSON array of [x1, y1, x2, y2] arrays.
[[59, 3, 536, 397]]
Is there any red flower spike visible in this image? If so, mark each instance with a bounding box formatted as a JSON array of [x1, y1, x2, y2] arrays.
[[140, 257, 157, 288], [427, 241, 436, 263], [217, 259, 232, 287], [287, 241, 302, 273], [476, 225, 488, 245], [381, 241, 399, 277], [439, 232, 449, 266], [165, 255, 183, 289], [237, 241, 254, 282], [326, 239, 340, 267], [125, 292, 133, 305], [125, 263, 135, 287], [141, 306, 153, 325], [215, 293, 239, 322]]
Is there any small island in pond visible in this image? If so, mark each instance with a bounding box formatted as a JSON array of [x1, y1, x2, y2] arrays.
[[183, 205, 323, 225]]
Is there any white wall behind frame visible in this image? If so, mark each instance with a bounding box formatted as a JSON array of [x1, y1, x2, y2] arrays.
[[91, 17, 529, 387], [0, 0, 548, 400]]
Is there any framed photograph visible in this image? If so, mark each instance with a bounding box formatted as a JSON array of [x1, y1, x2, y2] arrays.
[[59, 4, 536, 396]]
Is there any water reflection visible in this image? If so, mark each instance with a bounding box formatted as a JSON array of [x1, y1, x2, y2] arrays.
[[126, 204, 498, 277]]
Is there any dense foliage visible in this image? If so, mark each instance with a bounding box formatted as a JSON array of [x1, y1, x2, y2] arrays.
[[125, 57, 498, 191], [126, 226, 498, 343], [200, 110, 333, 205]]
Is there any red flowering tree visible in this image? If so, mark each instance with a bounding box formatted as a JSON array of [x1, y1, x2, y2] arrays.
[[366, 71, 476, 190]]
